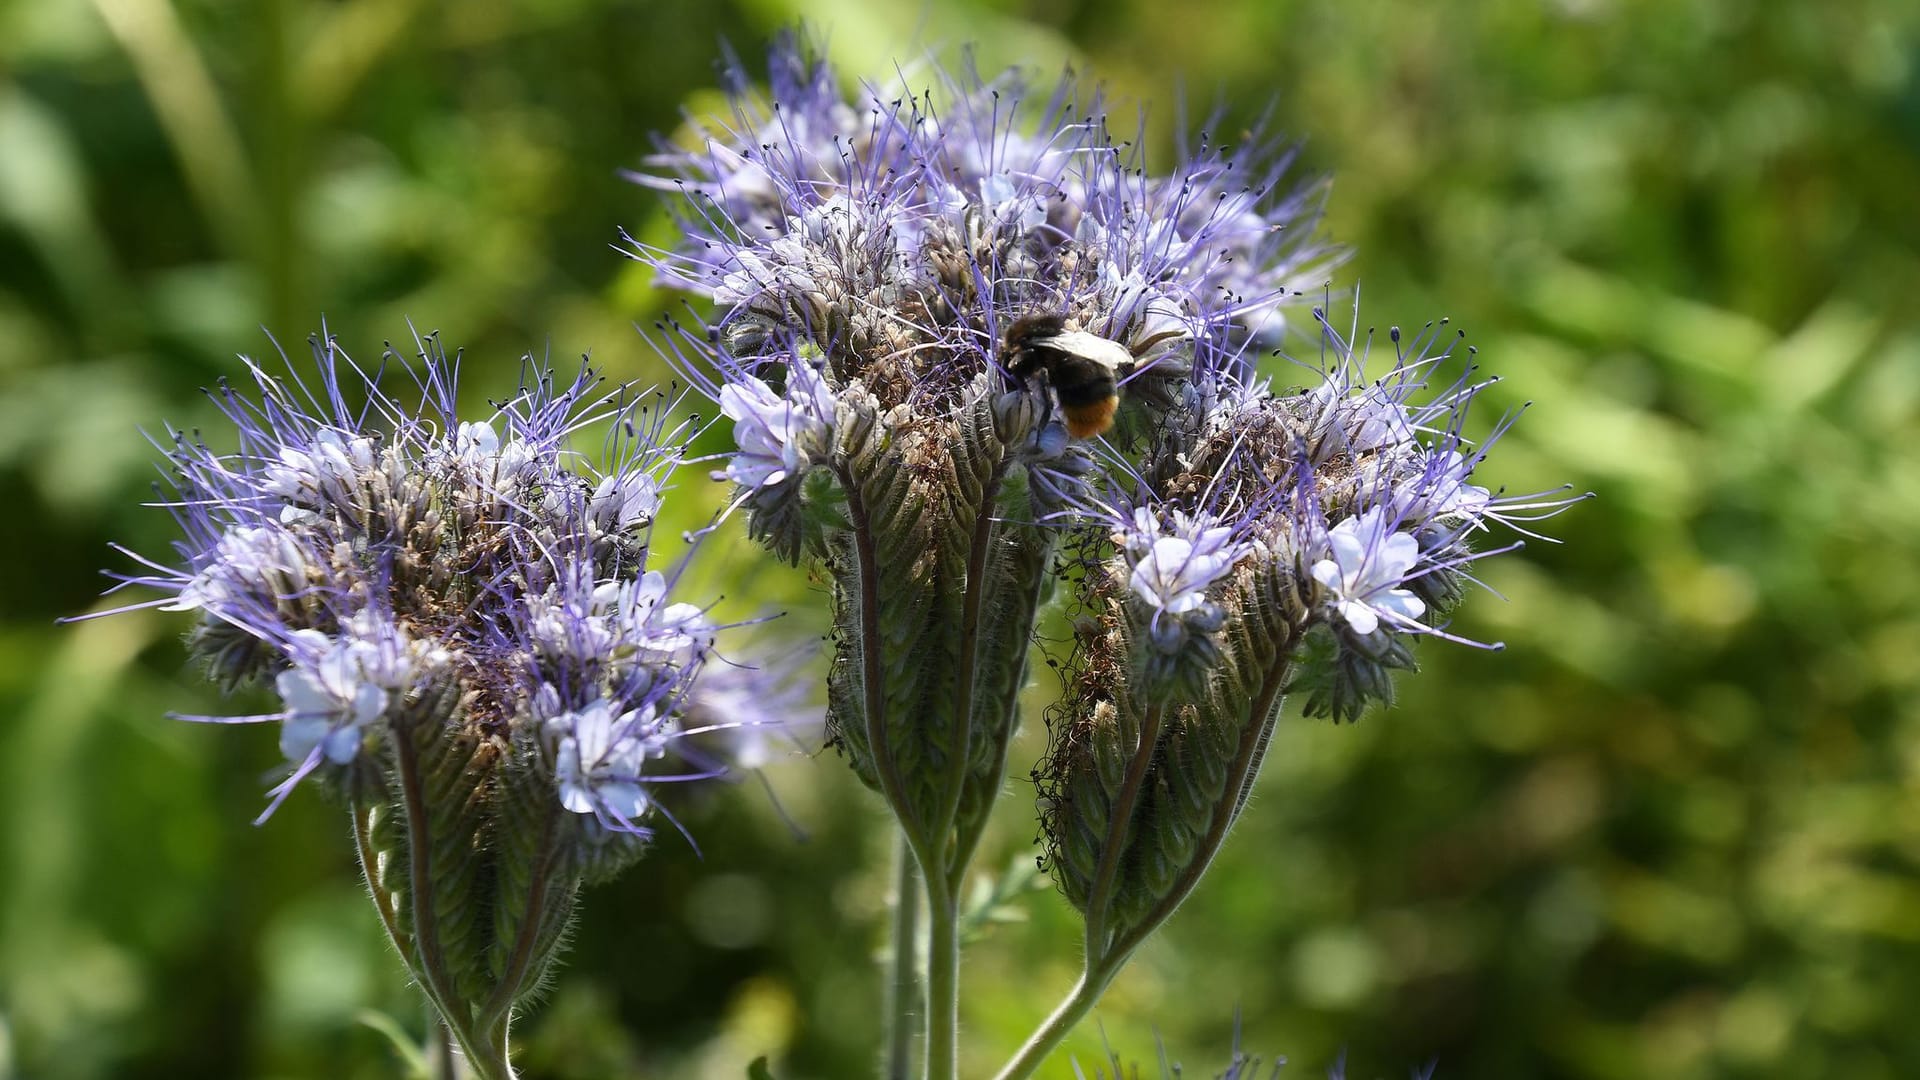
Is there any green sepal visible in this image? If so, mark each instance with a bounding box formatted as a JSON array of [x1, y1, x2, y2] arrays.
[[1039, 560, 1307, 946], [481, 733, 587, 1011]]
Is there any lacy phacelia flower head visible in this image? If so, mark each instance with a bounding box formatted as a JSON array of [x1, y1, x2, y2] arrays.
[[96, 328, 732, 841], [632, 33, 1335, 524], [79, 325, 809, 1058], [631, 35, 1335, 838], [1037, 310, 1584, 947]]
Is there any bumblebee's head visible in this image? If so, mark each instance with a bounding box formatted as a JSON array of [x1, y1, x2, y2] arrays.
[[1001, 313, 1070, 374]]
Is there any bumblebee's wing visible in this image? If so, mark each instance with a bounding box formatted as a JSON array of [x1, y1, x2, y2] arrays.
[[1037, 331, 1135, 373]]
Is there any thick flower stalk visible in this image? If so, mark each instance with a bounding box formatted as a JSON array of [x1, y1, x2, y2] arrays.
[[91, 328, 757, 1079], [629, 35, 1334, 1078]]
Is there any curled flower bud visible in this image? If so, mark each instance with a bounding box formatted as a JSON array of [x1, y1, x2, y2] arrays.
[[83, 326, 785, 1074], [1038, 310, 1583, 960]]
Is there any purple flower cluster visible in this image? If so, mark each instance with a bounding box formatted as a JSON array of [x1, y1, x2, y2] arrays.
[[1080, 313, 1582, 714], [1116, 507, 1247, 659], [101, 329, 736, 830], [631, 33, 1336, 525]]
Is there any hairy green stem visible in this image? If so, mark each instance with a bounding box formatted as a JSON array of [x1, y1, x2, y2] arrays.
[[949, 524, 1056, 888], [354, 805, 472, 1077], [884, 831, 921, 1080], [351, 802, 413, 970], [988, 965, 1117, 1080], [994, 645, 1302, 1080], [1100, 651, 1295, 967], [838, 466, 926, 843], [922, 458, 1012, 1080], [391, 741, 463, 1030], [924, 889, 961, 1080], [390, 740, 515, 1080], [840, 463, 961, 1080]]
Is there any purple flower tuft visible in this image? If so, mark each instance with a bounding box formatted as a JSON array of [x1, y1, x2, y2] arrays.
[[89, 327, 744, 831], [630, 32, 1336, 503]]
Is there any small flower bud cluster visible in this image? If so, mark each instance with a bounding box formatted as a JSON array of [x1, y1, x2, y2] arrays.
[[632, 35, 1332, 843]]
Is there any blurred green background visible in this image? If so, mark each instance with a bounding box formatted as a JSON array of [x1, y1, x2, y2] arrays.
[[4, 0, 1920, 1077]]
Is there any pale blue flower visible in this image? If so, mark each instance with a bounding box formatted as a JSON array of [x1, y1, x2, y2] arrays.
[[716, 359, 836, 490], [1127, 526, 1243, 618], [1309, 508, 1428, 636], [550, 699, 673, 822], [275, 611, 446, 767]]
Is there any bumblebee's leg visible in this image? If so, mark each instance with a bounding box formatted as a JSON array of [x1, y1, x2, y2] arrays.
[[1038, 375, 1061, 432]]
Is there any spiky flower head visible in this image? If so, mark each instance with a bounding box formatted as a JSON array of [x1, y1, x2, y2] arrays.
[[1038, 311, 1585, 949], [90, 326, 756, 1052], [630, 34, 1333, 844]]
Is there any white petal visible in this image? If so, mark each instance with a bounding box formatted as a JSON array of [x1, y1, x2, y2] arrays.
[[280, 716, 328, 762], [558, 782, 597, 815], [349, 683, 388, 727], [276, 669, 334, 718], [1379, 531, 1422, 577], [1310, 558, 1343, 592], [595, 781, 650, 820], [1338, 601, 1380, 636], [569, 702, 615, 764], [1379, 589, 1427, 623], [321, 724, 364, 765]]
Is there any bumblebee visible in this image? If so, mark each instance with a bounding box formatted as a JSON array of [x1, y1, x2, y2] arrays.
[[1001, 313, 1137, 439]]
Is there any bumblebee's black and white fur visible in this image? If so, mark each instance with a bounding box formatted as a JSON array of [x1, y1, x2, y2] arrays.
[[1000, 314, 1137, 439]]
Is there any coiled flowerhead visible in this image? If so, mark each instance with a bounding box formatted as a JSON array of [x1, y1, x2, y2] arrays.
[[106, 328, 726, 842], [85, 327, 792, 1042], [1038, 311, 1584, 946], [631, 35, 1334, 840]]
